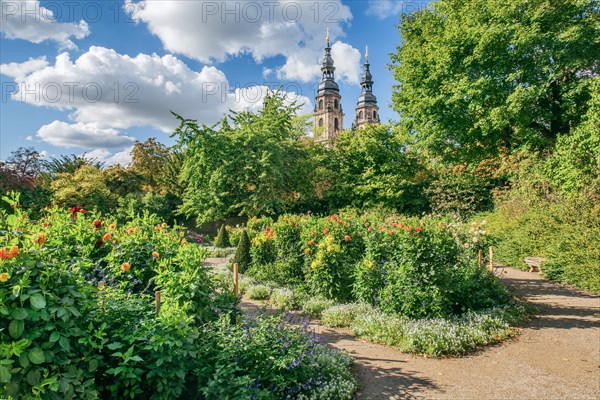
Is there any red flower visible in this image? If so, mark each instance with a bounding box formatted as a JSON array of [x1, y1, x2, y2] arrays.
[[94, 240, 104, 248], [323, 228, 329, 235], [416, 227, 422, 233], [344, 235, 351, 242], [368, 226, 374, 232], [0, 249, 8, 260], [93, 220, 102, 228]]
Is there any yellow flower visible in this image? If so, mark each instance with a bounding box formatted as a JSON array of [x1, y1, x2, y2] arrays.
[[181, 239, 188, 245], [161, 222, 168, 228], [0, 272, 10, 282], [109, 223, 117, 230]]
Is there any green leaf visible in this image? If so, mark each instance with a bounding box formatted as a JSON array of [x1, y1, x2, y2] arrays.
[[58, 336, 71, 352], [88, 359, 99, 372], [49, 332, 60, 343], [6, 215, 18, 228], [107, 342, 123, 350], [26, 370, 41, 386], [30, 294, 46, 310], [0, 364, 10, 383], [12, 308, 28, 320], [9, 320, 24, 339], [19, 352, 30, 368], [28, 348, 45, 365]]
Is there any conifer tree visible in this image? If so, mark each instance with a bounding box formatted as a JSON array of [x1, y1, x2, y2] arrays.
[[214, 224, 230, 248], [233, 230, 251, 273]]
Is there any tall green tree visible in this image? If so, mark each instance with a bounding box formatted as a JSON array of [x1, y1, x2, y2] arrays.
[[50, 166, 113, 212], [391, 0, 600, 162], [174, 93, 313, 223], [130, 138, 171, 193], [326, 124, 427, 212]]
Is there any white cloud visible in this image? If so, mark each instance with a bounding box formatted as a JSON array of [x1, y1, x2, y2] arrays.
[[230, 86, 313, 115], [85, 147, 133, 166], [126, 0, 360, 83], [3, 46, 313, 151], [0, 57, 48, 79], [0, 0, 90, 48], [331, 42, 361, 85], [36, 121, 136, 149], [366, 0, 428, 20]]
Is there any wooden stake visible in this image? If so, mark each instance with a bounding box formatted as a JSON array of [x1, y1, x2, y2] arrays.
[[488, 247, 494, 272], [233, 263, 239, 300], [233, 262, 239, 325], [155, 291, 161, 316], [478, 250, 483, 267]]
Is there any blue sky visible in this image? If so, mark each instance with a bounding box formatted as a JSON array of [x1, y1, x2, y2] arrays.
[[1, 0, 429, 164]]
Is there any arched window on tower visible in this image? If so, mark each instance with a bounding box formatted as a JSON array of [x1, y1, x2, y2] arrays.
[[358, 110, 363, 119], [318, 118, 323, 127], [334, 118, 339, 131], [334, 99, 338, 109], [319, 99, 323, 110], [373, 111, 377, 119]]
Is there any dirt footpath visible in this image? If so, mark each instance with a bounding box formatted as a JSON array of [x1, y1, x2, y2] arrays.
[[238, 265, 600, 399]]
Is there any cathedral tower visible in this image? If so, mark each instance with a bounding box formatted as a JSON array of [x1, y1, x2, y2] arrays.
[[314, 29, 344, 144], [353, 46, 380, 130]]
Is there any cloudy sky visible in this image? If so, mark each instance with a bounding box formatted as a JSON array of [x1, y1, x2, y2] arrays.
[[1, 0, 429, 165]]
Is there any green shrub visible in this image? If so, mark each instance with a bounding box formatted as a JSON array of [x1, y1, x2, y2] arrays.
[[270, 288, 299, 310], [246, 284, 271, 300], [214, 224, 230, 248], [233, 229, 252, 273], [351, 305, 527, 357], [321, 303, 375, 328], [301, 297, 336, 318], [192, 315, 356, 399]]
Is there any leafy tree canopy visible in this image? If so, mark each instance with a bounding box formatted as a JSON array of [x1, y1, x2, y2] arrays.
[[391, 0, 600, 163], [174, 92, 313, 223]]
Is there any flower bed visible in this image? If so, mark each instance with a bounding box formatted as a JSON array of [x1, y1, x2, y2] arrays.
[[0, 194, 356, 399]]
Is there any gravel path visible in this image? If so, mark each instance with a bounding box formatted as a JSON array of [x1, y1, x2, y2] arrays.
[[206, 258, 600, 399]]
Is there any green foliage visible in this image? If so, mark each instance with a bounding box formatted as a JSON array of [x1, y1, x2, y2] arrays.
[[325, 124, 428, 213], [484, 195, 600, 293], [174, 92, 315, 223], [0, 196, 355, 398], [269, 288, 299, 310], [301, 297, 336, 319], [390, 0, 600, 162], [50, 165, 113, 213], [115, 192, 181, 224], [130, 138, 173, 194], [425, 168, 494, 218], [245, 284, 271, 300], [233, 230, 251, 273], [214, 224, 230, 248], [243, 209, 508, 318], [192, 315, 356, 399]]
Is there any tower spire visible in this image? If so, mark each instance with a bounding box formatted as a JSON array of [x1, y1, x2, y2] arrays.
[[313, 29, 343, 146], [353, 45, 379, 130]]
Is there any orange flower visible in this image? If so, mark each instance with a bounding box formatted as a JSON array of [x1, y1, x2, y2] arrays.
[[109, 223, 117, 230], [152, 251, 160, 258], [307, 240, 314, 246], [121, 262, 131, 272], [154, 226, 161, 231], [102, 233, 112, 242], [0, 272, 10, 282], [181, 239, 188, 245], [304, 248, 310, 254], [416, 227, 422, 233], [8, 246, 18, 258], [37, 233, 46, 245], [406, 226, 413, 232], [344, 235, 351, 242], [368, 226, 374, 232], [323, 228, 329, 235], [0, 249, 8, 261]]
